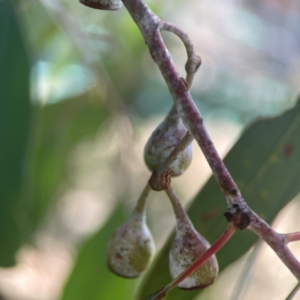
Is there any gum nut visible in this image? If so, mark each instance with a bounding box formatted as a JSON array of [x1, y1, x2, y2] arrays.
[[144, 117, 192, 176], [107, 217, 155, 278]]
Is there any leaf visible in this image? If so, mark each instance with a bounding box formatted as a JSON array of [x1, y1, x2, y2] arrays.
[[0, 0, 31, 266], [60, 205, 137, 300], [25, 95, 110, 233], [138, 96, 300, 299]]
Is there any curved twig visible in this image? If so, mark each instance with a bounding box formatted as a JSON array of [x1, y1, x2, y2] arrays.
[[160, 21, 201, 87], [149, 21, 200, 190]]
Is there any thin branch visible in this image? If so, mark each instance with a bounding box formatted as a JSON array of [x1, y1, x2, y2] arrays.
[[285, 232, 300, 243], [249, 214, 300, 281], [160, 21, 201, 87], [134, 183, 151, 214]]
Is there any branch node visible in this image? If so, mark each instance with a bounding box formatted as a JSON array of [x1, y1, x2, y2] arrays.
[[185, 55, 201, 74], [224, 203, 251, 230], [148, 168, 172, 191]]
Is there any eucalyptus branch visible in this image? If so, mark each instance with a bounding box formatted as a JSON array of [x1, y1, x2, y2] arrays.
[[122, 0, 238, 200], [121, 0, 300, 284], [80, 0, 300, 296], [160, 21, 201, 87], [248, 215, 300, 281]]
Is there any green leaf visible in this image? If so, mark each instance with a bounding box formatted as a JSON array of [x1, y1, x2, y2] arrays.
[[139, 96, 300, 299], [60, 205, 137, 300], [25, 95, 110, 233], [0, 0, 31, 266]]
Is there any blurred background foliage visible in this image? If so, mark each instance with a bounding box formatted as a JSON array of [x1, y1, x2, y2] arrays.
[[0, 0, 300, 299]]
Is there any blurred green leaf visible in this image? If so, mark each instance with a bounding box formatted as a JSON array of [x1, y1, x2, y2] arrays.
[[23, 1, 58, 51], [60, 205, 137, 300], [0, 0, 31, 266], [139, 96, 300, 299], [25, 95, 110, 233]]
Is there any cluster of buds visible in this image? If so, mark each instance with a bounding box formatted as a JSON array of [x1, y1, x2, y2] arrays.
[[78, 1, 219, 291], [106, 106, 218, 289]]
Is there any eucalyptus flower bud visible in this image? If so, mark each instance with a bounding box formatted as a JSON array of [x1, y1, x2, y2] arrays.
[[106, 186, 155, 278], [144, 106, 192, 177], [80, 0, 122, 11], [167, 190, 218, 289]]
